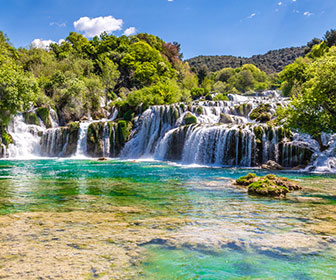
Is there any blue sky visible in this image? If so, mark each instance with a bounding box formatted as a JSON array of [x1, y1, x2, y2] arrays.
[[0, 0, 335, 59]]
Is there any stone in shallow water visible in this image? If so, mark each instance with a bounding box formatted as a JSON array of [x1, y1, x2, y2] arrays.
[[235, 173, 302, 197], [261, 160, 284, 170]]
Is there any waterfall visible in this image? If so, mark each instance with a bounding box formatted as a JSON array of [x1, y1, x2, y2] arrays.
[[75, 122, 91, 157], [49, 107, 59, 128], [3, 91, 336, 172], [6, 114, 44, 158], [180, 125, 256, 166], [122, 105, 181, 158], [102, 123, 110, 157]]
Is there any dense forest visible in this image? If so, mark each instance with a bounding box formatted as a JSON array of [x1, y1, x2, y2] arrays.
[[186, 46, 307, 74], [0, 28, 336, 146]]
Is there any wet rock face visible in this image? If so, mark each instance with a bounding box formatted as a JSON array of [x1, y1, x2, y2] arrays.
[[36, 107, 52, 128], [87, 122, 105, 157], [249, 104, 273, 123], [261, 160, 284, 170], [183, 112, 197, 125], [23, 112, 39, 126], [235, 173, 302, 198], [40, 123, 79, 157]]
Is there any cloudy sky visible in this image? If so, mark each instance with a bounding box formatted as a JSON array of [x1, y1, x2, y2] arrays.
[[0, 0, 335, 58]]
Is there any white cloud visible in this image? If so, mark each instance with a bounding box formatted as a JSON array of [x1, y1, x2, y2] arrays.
[[304, 11, 313, 16], [168, 0, 174, 2], [31, 39, 55, 50], [31, 39, 64, 50], [278, 2, 283, 6], [248, 13, 256, 19], [123, 27, 137, 36], [73, 16, 123, 37], [50, 22, 66, 28]]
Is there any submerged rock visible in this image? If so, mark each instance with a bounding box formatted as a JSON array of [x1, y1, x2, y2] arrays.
[[261, 160, 285, 170], [97, 157, 108, 161], [235, 173, 302, 198]]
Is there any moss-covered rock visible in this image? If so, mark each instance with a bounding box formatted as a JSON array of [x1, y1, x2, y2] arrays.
[[111, 120, 132, 156], [235, 173, 302, 198], [23, 112, 39, 126], [183, 112, 197, 125], [235, 173, 258, 186], [64, 122, 80, 156], [256, 113, 272, 123], [1, 129, 13, 148], [196, 107, 203, 115], [219, 113, 233, 124], [36, 107, 52, 128], [87, 122, 105, 157], [250, 104, 272, 123]]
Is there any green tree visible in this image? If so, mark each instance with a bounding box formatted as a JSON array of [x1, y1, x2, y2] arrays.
[[0, 55, 38, 125]]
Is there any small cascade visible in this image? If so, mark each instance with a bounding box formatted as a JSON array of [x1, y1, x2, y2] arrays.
[[6, 114, 44, 158], [122, 105, 182, 158], [180, 125, 256, 166], [102, 123, 110, 157], [75, 122, 91, 157], [49, 107, 59, 128]]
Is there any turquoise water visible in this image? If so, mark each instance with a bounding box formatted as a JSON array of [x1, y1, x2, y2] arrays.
[[0, 159, 335, 279]]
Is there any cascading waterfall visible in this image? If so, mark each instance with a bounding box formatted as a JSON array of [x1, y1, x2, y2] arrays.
[[6, 114, 44, 158], [2, 91, 336, 172], [75, 122, 91, 157], [102, 122, 110, 157]]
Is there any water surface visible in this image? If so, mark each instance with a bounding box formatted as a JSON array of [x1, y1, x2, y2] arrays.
[[0, 159, 335, 279]]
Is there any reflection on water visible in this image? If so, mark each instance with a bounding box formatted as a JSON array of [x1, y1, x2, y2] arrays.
[[0, 159, 335, 279]]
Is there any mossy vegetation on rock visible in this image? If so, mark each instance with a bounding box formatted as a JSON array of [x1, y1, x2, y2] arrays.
[[249, 104, 272, 123], [183, 112, 197, 125], [36, 107, 52, 128], [87, 122, 105, 157], [64, 122, 80, 156], [0, 129, 13, 148], [23, 112, 39, 126], [235, 173, 302, 198], [219, 113, 233, 124]]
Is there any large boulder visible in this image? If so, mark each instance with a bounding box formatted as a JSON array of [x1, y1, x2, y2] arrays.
[[261, 160, 284, 170], [219, 113, 233, 124], [235, 173, 302, 198], [183, 112, 197, 125]]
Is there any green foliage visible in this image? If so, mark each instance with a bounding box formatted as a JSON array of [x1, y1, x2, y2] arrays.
[[0, 129, 13, 147], [191, 87, 205, 100], [187, 47, 306, 74], [0, 54, 38, 125], [209, 64, 271, 94], [279, 51, 336, 136], [323, 29, 336, 47], [24, 112, 39, 125], [125, 79, 182, 108], [213, 93, 229, 101], [249, 104, 272, 122], [0, 30, 197, 125], [279, 57, 310, 97], [235, 173, 257, 186], [36, 107, 52, 128], [183, 112, 197, 125]]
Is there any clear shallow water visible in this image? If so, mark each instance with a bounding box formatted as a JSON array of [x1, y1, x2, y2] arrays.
[[0, 159, 335, 279]]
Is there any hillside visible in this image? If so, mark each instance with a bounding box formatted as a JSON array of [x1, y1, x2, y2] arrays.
[[186, 46, 307, 74]]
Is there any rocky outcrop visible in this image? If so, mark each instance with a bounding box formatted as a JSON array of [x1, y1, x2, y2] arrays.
[[261, 160, 285, 170], [235, 173, 302, 198], [249, 104, 272, 123], [183, 112, 197, 125], [36, 107, 52, 128]]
